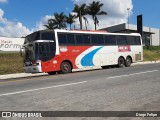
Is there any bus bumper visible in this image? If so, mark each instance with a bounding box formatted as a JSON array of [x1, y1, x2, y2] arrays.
[[24, 65, 42, 73]]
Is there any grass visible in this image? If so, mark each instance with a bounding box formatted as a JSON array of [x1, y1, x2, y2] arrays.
[[143, 46, 160, 61], [0, 52, 23, 75], [0, 46, 160, 75]]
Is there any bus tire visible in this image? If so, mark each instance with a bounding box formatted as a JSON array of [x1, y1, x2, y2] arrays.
[[125, 57, 132, 67], [118, 57, 125, 68], [60, 61, 72, 74], [101, 66, 109, 69], [48, 71, 56, 75]]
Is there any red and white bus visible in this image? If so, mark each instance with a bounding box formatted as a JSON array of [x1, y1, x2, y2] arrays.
[[21, 29, 143, 75]]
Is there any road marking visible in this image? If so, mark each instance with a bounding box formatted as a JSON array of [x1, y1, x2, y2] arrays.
[[0, 81, 87, 97], [107, 70, 159, 79]]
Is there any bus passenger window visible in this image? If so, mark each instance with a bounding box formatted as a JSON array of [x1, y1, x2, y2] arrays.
[[83, 34, 91, 45], [67, 34, 75, 45], [97, 35, 104, 45], [116, 35, 127, 45], [136, 36, 141, 45], [127, 36, 137, 45], [76, 34, 84, 45], [105, 35, 116, 45], [58, 33, 67, 45], [91, 35, 98, 45]]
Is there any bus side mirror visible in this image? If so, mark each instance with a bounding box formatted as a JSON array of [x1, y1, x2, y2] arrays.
[[20, 47, 25, 57]]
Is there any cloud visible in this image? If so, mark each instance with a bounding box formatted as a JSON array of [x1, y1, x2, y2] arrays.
[[33, 15, 55, 31], [72, 0, 133, 30], [0, 9, 31, 37], [0, 0, 7, 3]]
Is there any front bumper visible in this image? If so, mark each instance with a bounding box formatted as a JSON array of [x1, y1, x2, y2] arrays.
[[24, 65, 42, 73]]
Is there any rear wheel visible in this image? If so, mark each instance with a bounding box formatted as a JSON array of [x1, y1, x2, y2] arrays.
[[48, 71, 56, 75], [60, 61, 72, 74], [101, 66, 109, 69], [118, 57, 125, 67], [125, 57, 132, 67]]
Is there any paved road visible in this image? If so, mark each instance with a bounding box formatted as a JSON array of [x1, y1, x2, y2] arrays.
[[0, 63, 160, 119]]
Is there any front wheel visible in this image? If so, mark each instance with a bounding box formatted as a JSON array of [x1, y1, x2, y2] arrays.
[[60, 61, 72, 74], [48, 71, 56, 75], [125, 57, 132, 67], [118, 57, 125, 68]]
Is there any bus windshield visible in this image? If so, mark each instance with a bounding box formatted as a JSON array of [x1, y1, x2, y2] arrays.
[[35, 42, 56, 62]]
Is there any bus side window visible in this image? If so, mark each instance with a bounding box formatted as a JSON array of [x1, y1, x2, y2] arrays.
[[83, 34, 91, 45], [58, 33, 67, 45], [76, 34, 84, 45], [91, 35, 98, 45], [67, 34, 75, 45], [97, 35, 104, 45], [116, 35, 127, 45], [136, 36, 141, 45], [127, 36, 137, 45], [105, 35, 116, 45]]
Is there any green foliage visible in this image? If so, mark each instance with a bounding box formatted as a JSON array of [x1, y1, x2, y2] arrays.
[[72, 3, 87, 30], [87, 1, 107, 30], [143, 46, 160, 61], [44, 12, 67, 29]]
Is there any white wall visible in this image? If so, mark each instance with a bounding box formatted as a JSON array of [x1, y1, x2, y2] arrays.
[[0, 37, 25, 52], [150, 28, 160, 46]]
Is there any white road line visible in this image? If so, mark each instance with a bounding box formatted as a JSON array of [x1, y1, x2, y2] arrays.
[[107, 70, 159, 79], [0, 81, 87, 97]]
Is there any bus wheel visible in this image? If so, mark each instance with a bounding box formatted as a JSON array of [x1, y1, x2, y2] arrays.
[[48, 71, 56, 75], [60, 61, 72, 74], [118, 57, 125, 68], [125, 57, 132, 67], [101, 66, 109, 69]]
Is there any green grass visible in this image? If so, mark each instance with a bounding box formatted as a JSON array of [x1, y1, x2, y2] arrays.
[[143, 46, 160, 61], [0, 52, 23, 75], [0, 46, 160, 75]]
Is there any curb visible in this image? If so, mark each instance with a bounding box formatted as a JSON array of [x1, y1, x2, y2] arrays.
[[0, 61, 160, 80]]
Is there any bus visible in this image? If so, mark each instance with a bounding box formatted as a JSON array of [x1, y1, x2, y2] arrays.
[[21, 29, 143, 75]]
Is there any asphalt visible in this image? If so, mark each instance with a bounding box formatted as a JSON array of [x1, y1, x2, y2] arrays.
[[0, 63, 160, 120], [0, 61, 160, 80]]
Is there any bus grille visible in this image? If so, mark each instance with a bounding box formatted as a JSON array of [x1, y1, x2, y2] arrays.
[[135, 54, 141, 61]]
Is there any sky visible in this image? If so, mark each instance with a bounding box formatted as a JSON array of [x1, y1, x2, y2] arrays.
[[0, 0, 159, 37]]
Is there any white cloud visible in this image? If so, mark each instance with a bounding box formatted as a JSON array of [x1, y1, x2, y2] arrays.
[[0, 0, 7, 3], [72, 0, 133, 30], [33, 15, 55, 31], [0, 9, 31, 37]]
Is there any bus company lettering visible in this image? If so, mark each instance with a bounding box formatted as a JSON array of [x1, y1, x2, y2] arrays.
[[118, 46, 131, 52], [59, 46, 68, 52]]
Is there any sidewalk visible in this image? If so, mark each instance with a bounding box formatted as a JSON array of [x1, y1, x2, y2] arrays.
[[0, 61, 160, 80]]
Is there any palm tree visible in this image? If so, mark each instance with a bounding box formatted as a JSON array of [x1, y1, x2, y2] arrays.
[[45, 12, 67, 29], [66, 14, 76, 30], [53, 12, 67, 29], [72, 4, 87, 30], [87, 1, 107, 30], [44, 19, 55, 29]]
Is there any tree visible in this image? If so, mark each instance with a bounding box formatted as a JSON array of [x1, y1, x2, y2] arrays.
[[53, 12, 67, 29], [87, 1, 107, 30], [72, 4, 87, 30], [44, 12, 67, 29], [44, 19, 55, 29], [66, 14, 76, 30]]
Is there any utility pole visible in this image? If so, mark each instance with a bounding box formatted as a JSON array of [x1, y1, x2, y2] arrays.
[[127, 8, 130, 30]]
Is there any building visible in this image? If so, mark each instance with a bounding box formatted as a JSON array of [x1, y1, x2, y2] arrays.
[[101, 23, 160, 46]]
